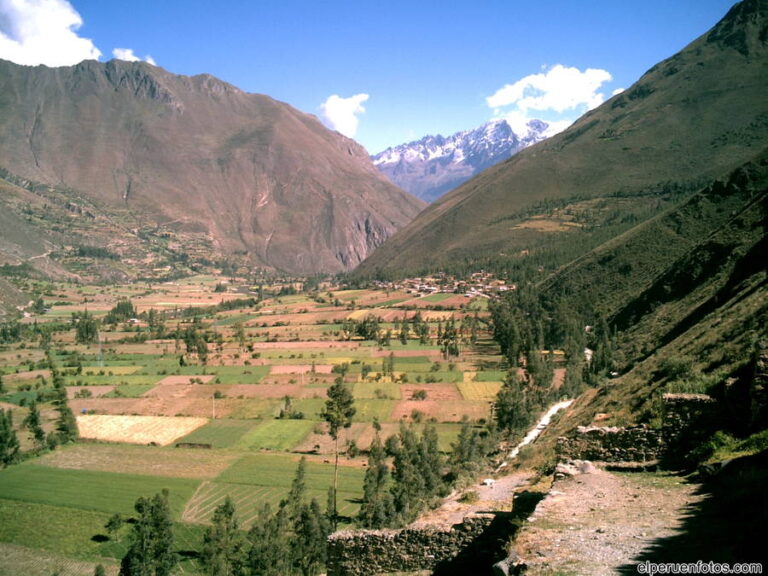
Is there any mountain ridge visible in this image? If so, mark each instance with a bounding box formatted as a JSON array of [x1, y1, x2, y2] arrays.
[[372, 119, 551, 202], [0, 58, 425, 277]]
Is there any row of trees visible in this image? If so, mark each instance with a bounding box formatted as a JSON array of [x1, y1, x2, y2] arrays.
[[0, 351, 78, 469], [358, 418, 497, 529]]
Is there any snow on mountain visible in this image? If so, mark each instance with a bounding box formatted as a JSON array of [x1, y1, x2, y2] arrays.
[[372, 119, 550, 202]]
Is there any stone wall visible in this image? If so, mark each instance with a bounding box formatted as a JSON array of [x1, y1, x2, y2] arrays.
[[557, 393, 717, 464], [327, 514, 500, 576], [661, 393, 718, 465], [556, 424, 663, 462]]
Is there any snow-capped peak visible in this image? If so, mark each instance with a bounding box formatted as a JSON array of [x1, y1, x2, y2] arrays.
[[371, 119, 551, 202]]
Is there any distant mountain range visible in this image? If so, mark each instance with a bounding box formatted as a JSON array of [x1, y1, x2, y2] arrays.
[[372, 119, 551, 202], [0, 58, 424, 279]]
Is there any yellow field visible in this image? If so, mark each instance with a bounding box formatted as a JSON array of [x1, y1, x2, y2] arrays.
[[76, 414, 208, 446], [457, 381, 503, 401]]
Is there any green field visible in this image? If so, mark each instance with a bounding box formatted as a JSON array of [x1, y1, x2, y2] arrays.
[[0, 279, 504, 571], [0, 463, 199, 519], [176, 419, 259, 448], [207, 453, 365, 521], [474, 370, 508, 382], [352, 381, 401, 399], [419, 292, 455, 303], [235, 419, 315, 450]]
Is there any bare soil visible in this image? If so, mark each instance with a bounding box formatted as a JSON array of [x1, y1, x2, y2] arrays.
[[411, 471, 531, 529], [513, 468, 704, 575]]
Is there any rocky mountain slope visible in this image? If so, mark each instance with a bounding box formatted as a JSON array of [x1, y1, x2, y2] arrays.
[[0, 59, 425, 277], [372, 119, 550, 202], [355, 0, 768, 278]]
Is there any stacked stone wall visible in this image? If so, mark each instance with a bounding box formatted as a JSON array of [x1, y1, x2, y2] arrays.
[[556, 393, 717, 465], [327, 515, 495, 576], [556, 424, 663, 462]]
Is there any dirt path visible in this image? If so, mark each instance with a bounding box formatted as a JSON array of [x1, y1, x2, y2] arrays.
[[411, 471, 531, 529], [513, 467, 704, 575]]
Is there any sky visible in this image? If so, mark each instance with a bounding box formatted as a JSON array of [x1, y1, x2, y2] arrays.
[[0, 0, 738, 154]]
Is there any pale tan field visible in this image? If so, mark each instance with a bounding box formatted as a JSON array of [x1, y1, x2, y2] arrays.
[[35, 443, 238, 479], [269, 364, 333, 374], [65, 385, 115, 399], [391, 399, 491, 422], [76, 414, 208, 445]]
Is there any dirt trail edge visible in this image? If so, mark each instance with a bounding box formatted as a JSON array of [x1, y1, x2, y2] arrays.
[[513, 467, 703, 575]]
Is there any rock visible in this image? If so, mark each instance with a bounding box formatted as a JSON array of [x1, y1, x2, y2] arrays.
[[492, 551, 518, 575]]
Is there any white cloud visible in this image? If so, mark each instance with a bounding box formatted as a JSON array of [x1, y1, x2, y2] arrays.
[[112, 47, 156, 66], [0, 0, 101, 66], [320, 93, 369, 138], [487, 64, 613, 137], [611, 87, 625, 96]]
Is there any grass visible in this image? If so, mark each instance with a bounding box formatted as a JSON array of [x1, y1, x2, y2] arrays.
[[457, 381, 502, 401], [419, 293, 455, 303], [236, 419, 315, 451], [352, 381, 401, 399], [183, 480, 361, 527], [473, 370, 508, 382], [197, 452, 366, 523], [351, 399, 396, 422], [175, 418, 258, 448], [103, 383, 156, 397], [0, 499, 114, 561], [226, 399, 281, 419], [0, 541, 117, 576], [216, 453, 364, 492], [204, 365, 270, 384], [0, 462, 199, 519], [35, 443, 238, 479]]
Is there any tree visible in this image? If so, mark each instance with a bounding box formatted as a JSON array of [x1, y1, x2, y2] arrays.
[[23, 400, 46, 449], [246, 503, 291, 576], [105, 299, 137, 324], [0, 409, 20, 467], [440, 317, 460, 358], [320, 378, 356, 528], [53, 388, 78, 444], [201, 496, 246, 576], [105, 513, 124, 541], [358, 433, 394, 528], [293, 499, 329, 576], [233, 322, 246, 350], [119, 490, 176, 576], [282, 456, 307, 522], [495, 377, 531, 434], [73, 310, 99, 344]]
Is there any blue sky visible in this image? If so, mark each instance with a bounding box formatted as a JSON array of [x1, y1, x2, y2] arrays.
[[0, 0, 737, 153]]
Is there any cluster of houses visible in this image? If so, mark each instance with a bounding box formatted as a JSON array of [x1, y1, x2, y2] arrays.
[[373, 271, 516, 299]]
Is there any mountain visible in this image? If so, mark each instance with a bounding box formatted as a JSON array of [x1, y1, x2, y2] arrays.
[[371, 119, 551, 202], [0, 58, 425, 277], [354, 0, 768, 278]]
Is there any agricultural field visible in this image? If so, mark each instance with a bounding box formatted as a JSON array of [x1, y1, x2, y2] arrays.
[[0, 277, 511, 574]]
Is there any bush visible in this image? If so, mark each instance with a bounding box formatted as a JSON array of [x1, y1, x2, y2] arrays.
[[458, 490, 479, 504]]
